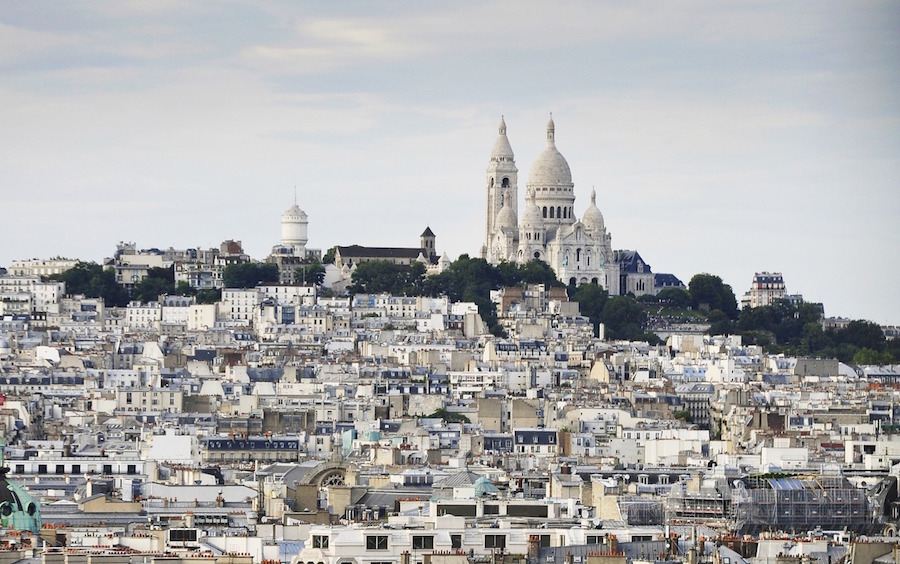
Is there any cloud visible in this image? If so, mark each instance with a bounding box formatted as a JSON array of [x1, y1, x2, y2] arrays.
[[0, 21, 77, 65], [0, 1, 898, 322]]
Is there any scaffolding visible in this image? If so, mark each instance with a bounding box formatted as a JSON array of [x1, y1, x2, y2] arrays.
[[618, 496, 664, 525], [731, 474, 870, 534], [665, 488, 730, 523]]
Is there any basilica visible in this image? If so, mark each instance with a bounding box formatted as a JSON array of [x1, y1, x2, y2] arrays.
[[480, 117, 683, 296], [481, 116, 628, 292]]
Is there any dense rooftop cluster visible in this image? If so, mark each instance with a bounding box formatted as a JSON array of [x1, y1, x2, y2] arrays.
[[1, 252, 900, 564]]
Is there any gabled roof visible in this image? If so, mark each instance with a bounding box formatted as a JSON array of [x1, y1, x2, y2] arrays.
[[614, 250, 651, 273], [336, 245, 424, 260]]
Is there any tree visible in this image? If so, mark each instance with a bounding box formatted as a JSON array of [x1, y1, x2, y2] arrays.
[[799, 322, 832, 356], [49, 261, 129, 307], [656, 287, 691, 309], [348, 260, 426, 296], [495, 261, 521, 288], [688, 273, 738, 319], [569, 283, 608, 337], [405, 262, 428, 296], [175, 281, 196, 296], [322, 246, 337, 265], [294, 259, 325, 286], [852, 348, 892, 366], [737, 299, 824, 349], [427, 408, 470, 424], [195, 288, 221, 304], [707, 309, 734, 336], [674, 409, 693, 423], [423, 255, 504, 332], [494, 259, 562, 289], [132, 266, 175, 303], [517, 259, 565, 288], [600, 296, 647, 341], [223, 262, 279, 288], [838, 320, 886, 352]]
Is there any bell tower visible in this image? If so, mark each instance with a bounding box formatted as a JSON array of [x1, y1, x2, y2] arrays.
[[485, 116, 518, 257]]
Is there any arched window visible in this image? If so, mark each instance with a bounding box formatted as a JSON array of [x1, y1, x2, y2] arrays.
[[502, 177, 510, 188], [543, 206, 548, 218], [569, 277, 577, 286], [489, 178, 494, 188], [576, 248, 581, 262], [591, 277, 599, 284], [549, 207, 555, 218], [563, 207, 567, 219], [534, 251, 541, 259], [557, 206, 562, 218]]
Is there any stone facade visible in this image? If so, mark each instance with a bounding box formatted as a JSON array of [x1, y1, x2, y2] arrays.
[[482, 117, 621, 292]]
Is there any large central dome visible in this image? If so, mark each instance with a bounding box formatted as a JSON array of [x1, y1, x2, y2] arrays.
[[527, 117, 572, 187]]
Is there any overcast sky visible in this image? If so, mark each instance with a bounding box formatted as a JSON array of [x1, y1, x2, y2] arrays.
[[2, 2, 898, 323]]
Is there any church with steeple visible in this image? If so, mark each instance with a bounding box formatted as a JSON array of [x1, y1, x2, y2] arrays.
[[481, 116, 622, 294]]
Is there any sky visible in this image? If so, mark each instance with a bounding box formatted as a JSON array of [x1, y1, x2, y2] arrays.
[[1, 2, 898, 323]]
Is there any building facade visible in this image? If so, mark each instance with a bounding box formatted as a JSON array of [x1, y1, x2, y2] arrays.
[[742, 271, 787, 309], [481, 117, 621, 292]]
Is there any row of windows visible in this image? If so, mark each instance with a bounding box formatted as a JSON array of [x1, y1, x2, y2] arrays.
[[543, 206, 573, 220], [516, 434, 556, 443], [204, 452, 297, 462], [15, 463, 136, 475], [362, 534, 503, 551], [518, 445, 557, 453]]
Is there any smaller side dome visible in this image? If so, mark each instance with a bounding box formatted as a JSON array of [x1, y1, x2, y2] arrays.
[[496, 190, 517, 231], [521, 188, 544, 228], [582, 189, 605, 231]]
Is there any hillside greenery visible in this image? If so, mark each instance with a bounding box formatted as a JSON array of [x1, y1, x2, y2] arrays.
[[51, 256, 897, 365], [348, 257, 898, 363], [48, 261, 129, 306], [222, 262, 279, 288]]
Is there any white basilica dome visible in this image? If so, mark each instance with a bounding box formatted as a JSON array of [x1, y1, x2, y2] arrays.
[[496, 199, 518, 231], [521, 189, 544, 227], [527, 117, 572, 187], [582, 189, 605, 231]]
